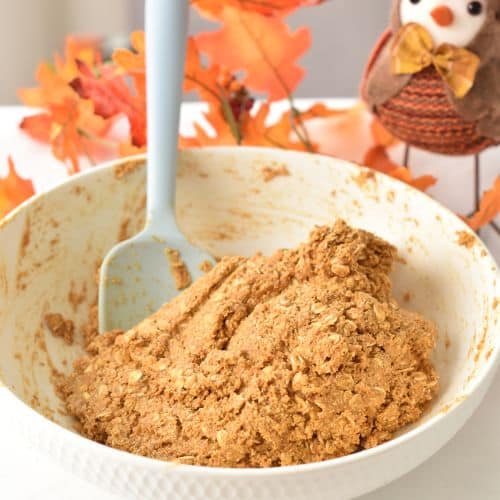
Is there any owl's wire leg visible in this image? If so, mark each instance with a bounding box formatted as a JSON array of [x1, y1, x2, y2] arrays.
[[403, 144, 411, 168], [474, 154, 480, 213]]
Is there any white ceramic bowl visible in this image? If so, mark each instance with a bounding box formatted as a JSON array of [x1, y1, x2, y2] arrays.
[[0, 148, 498, 500]]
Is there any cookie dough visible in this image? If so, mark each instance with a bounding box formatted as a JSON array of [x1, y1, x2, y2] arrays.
[[60, 221, 438, 468]]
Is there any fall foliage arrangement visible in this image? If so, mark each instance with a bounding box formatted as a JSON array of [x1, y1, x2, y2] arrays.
[[1, 0, 498, 230]]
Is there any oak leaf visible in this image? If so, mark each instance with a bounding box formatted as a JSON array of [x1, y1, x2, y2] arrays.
[[19, 114, 52, 143], [192, 0, 324, 18], [195, 6, 310, 100], [371, 118, 397, 148], [0, 157, 35, 218], [119, 142, 148, 158], [70, 61, 146, 147], [363, 145, 436, 191], [257, 103, 342, 151], [184, 37, 223, 104], [19, 36, 102, 109], [18, 62, 74, 108], [113, 31, 146, 99], [306, 103, 378, 162], [466, 176, 500, 230], [363, 145, 399, 174], [180, 101, 337, 150], [21, 98, 110, 173], [389, 166, 437, 191]]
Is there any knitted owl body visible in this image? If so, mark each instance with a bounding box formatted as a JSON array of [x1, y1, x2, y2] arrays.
[[377, 66, 497, 155], [362, 0, 500, 156]]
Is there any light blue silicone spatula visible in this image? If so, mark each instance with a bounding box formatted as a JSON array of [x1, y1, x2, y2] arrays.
[[98, 0, 214, 333]]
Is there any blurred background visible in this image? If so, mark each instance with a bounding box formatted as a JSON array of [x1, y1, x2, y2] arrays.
[[0, 0, 393, 104]]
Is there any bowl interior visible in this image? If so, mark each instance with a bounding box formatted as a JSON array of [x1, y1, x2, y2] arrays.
[[0, 148, 498, 440]]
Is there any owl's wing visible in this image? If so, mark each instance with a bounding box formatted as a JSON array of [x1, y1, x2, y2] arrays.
[[361, 29, 411, 111], [451, 59, 500, 140]]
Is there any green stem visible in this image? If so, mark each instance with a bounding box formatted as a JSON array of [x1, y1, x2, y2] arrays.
[[215, 83, 242, 144]]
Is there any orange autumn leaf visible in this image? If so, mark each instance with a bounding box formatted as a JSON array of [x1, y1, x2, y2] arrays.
[[181, 101, 337, 151], [466, 176, 500, 230], [119, 142, 147, 158], [241, 103, 299, 147], [111, 31, 149, 146], [0, 157, 35, 218], [180, 101, 245, 147], [274, 103, 346, 135], [180, 102, 272, 148], [260, 111, 310, 150], [245, 103, 336, 150], [50, 37, 103, 98], [298, 103, 346, 122], [113, 31, 145, 74], [115, 33, 232, 107], [52, 98, 111, 171], [70, 62, 132, 119], [113, 31, 146, 99], [64, 36, 102, 65], [20, 112, 54, 143], [19, 37, 118, 168], [70, 61, 147, 147], [25, 98, 110, 173], [21, 103, 114, 172], [389, 167, 437, 191], [363, 145, 436, 191], [184, 37, 224, 104], [370, 118, 397, 148], [195, 6, 310, 100], [57, 35, 103, 79], [306, 103, 398, 163], [18, 62, 75, 108], [363, 145, 399, 174], [192, 0, 324, 18], [50, 101, 89, 173], [180, 122, 237, 148], [267, 103, 345, 150], [306, 103, 377, 162], [19, 114, 52, 143], [19, 36, 103, 109]]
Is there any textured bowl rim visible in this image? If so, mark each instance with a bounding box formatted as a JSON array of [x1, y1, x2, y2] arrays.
[[1, 146, 499, 477]]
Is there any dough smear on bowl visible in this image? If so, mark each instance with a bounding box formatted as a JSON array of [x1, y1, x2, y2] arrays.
[[59, 220, 439, 468]]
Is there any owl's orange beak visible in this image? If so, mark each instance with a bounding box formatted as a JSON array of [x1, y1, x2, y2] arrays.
[[431, 5, 455, 27]]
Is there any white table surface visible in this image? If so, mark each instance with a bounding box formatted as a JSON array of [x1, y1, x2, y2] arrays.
[[0, 102, 498, 500]]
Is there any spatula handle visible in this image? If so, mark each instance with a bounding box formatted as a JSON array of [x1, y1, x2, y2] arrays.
[[145, 0, 189, 226]]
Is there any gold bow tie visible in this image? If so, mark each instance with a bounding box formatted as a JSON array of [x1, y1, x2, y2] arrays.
[[391, 23, 480, 98]]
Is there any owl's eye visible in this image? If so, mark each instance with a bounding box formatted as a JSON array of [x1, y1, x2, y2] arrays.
[[467, 1, 483, 15], [409, 0, 421, 4]]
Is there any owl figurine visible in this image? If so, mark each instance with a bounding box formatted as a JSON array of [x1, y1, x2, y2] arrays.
[[362, 0, 500, 229]]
